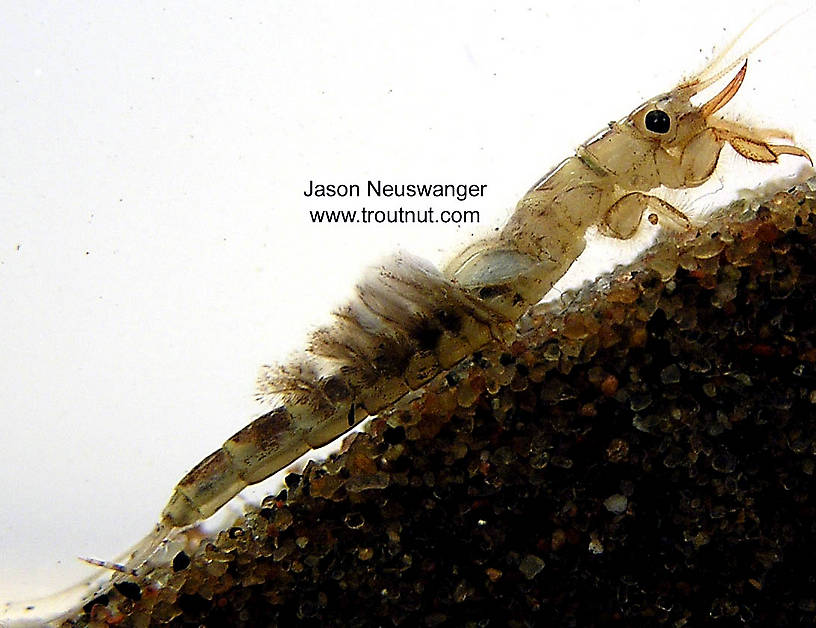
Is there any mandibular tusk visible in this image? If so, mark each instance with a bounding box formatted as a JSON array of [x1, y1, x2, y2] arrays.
[[700, 61, 748, 118]]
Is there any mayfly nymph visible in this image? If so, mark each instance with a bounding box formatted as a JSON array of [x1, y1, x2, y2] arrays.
[[3, 9, 812, 626], [120, 32, 812, 590]]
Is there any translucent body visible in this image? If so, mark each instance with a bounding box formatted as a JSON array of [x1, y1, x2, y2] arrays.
[[160, 59, 810, 537], [24, 40, 799, 627]]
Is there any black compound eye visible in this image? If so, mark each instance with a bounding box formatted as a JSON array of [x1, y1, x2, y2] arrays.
[[644, 109, 671, 134]]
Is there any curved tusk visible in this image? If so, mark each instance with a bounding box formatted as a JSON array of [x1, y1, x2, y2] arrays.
[[700, 61, 747, 118]]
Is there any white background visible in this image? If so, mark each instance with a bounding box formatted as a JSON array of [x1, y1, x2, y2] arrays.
[[1, 0, 814, 605]]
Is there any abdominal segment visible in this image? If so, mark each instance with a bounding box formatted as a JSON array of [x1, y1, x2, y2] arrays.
[[161, 253, 514, 528]]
